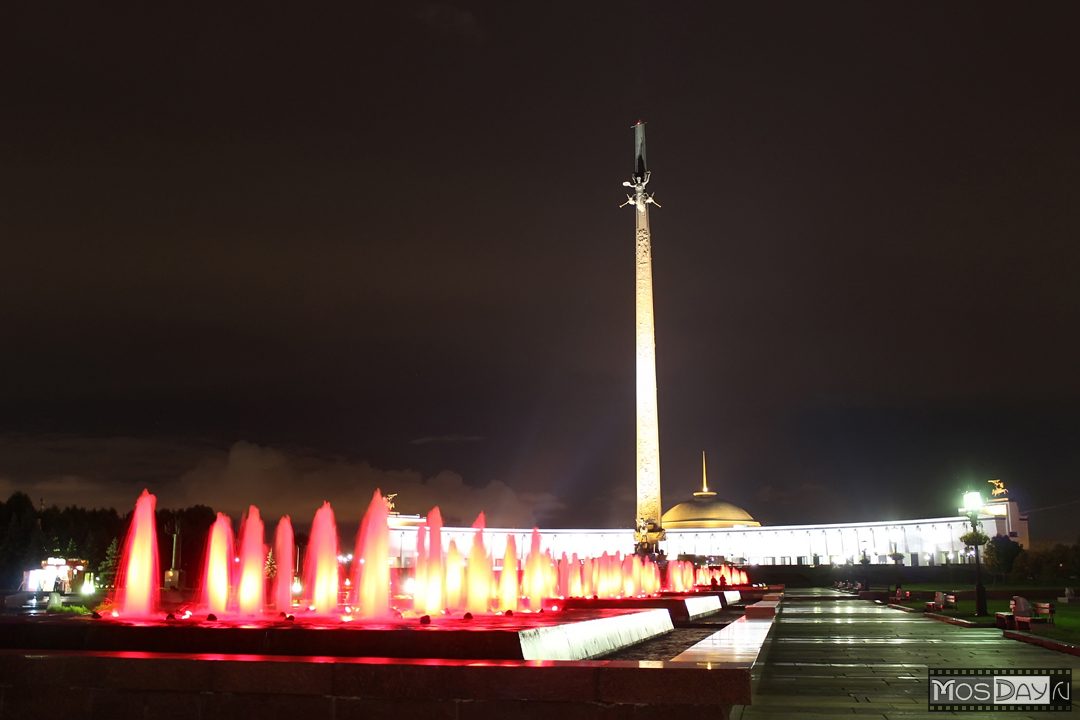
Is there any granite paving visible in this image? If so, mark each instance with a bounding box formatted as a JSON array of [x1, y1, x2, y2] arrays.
[[733, 588, 1080, 720]]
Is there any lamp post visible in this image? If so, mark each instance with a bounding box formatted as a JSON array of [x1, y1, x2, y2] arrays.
[[961, 491, 988, 616]]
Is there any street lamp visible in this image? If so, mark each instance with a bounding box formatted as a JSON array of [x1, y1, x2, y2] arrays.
[[960, 491, 988, 616]]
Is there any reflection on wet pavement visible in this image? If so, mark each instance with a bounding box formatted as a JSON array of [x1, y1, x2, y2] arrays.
[[733, 588, 1080, 720]]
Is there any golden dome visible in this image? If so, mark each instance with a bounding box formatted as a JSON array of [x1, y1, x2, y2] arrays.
[[661, 450, 760, 529], [662, 497, 760, 529]]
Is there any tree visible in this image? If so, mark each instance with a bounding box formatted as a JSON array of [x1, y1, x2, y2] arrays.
[[960, 529, 989, 550], [0, 493, 38, 589], [1009, 549, 1034, 583], [98, 538, 120, 588], [982, 535, 1021, 582]]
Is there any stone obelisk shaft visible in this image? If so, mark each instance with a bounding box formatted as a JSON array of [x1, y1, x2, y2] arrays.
[[635, 194, 662, 537], [625, 121, 663, 552]]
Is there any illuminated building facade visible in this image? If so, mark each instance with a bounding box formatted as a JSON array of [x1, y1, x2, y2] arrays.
[[387, 492, 1027, 569]]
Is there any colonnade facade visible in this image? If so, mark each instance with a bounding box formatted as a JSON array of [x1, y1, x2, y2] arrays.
[[388, 512, 1016, 568]]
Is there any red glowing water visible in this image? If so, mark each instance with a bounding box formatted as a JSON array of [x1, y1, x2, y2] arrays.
[[445, 539, 464, 610], [110, 492, 749, 621], [466, 512, 492, 614], [273, 515, 295, 611], [418, 507, 445, 615], [567, 553, 583, 597], [523, 528, 550, 609], [114, 489, 160, 616], [202, 513, 234, 614], [498, 535, 519, 612], [304, 502, 339, 614], [353, 489, 390, 617], [237, 505, 264, 614], [414, 523, 428, 606], [557, 552, 569, 597]]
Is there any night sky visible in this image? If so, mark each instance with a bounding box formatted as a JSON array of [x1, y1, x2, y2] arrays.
[[2, 3, 1079, 543]]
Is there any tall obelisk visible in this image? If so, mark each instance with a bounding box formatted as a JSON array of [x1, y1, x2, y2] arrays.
[[622, 121, 664, 554]]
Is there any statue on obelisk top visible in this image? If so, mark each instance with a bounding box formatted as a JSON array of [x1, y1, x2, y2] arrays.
[[621, 121, 664, 555]]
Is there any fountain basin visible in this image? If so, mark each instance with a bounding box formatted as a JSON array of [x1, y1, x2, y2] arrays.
[[0, 607, 673, 661], [559, 593, 726, 624], [0, 644, 756, 720]]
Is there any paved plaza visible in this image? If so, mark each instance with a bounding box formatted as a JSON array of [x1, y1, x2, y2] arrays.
[[735, 589, 1079, 720]]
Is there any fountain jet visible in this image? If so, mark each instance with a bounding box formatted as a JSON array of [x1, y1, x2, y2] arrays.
[[354, 489, 390, 617], [115, 489, 160, 616], [304, 502, 340, 614], [202, 513, 234, 615], [273, 515, 295, 611], [237, 506, 264, 614]]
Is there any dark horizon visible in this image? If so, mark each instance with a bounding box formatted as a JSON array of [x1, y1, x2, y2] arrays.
[[3, 2, 1079, 544]]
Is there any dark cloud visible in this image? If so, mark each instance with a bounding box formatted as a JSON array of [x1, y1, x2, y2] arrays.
[[1, 2, 1079, 544], [0, 436, 564, 528], [412, 3, 484, 40], [410, 434, 485, 445]]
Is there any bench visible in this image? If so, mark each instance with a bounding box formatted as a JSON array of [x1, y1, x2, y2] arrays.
[[924, 592, 957, 612], [745, 600, 780, 619], [1016, 602, 1055, 631], [997, 598, 1019, 629]]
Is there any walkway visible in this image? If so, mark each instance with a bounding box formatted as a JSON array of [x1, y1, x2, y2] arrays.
[[735, 588, 1079, 720]]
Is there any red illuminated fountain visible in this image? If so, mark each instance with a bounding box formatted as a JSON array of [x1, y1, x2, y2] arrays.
[[418, 507, 445, 615], [466, 512, 493, 614], [498, 535, 519, 612], [0, 485, 763, 673], [237, 506, 265, 614], [352, 489, 390, 617], [272, 515, 295, 611], [104, 489, 752, 623], [305, 501, 340, 614], [114, 489, 160, 617], [202, 513, 234, 615]]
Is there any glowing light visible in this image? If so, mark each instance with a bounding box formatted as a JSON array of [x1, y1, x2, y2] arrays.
[[498, 535, 519, 612], [354, 489, 391, 617], [304, 502, 341, 614], [115, 489, 160, 616], [237, 505, 265, 614], [962, 491, 984, 514], [202, 513, 234, 615], [274, 516, 296, 610], [466, 513, 492, 615], [105, 491, 760, 622], [444, 540, 464, 610], [80, 577, 95, 596], [419, 507, 445, 615], [523, 529, 552, 609]]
